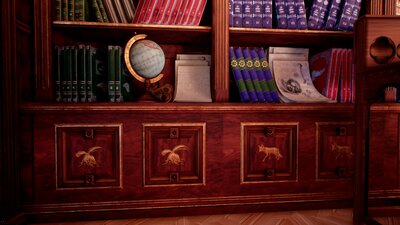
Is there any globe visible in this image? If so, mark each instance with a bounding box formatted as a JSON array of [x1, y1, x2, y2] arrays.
[[129, 39, 165, 79]]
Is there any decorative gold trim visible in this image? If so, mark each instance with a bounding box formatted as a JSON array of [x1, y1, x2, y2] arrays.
[[55, 123, 123, 190], [240, 122, 299, 184], [124, 34, 164, 84], [142, 123, 206, 187]]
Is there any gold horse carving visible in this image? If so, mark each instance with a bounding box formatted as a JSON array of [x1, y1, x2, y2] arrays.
[[258, 144, 283, 161], [331, 141, 353, 160]]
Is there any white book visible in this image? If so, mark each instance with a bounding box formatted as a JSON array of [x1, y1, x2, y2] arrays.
[[174, 65, 212, 102]]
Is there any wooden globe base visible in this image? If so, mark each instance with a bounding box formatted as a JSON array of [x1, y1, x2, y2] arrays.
[[137, 78, 173, 103]]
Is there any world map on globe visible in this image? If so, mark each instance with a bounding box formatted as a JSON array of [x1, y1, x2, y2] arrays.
[[129, 39, 165, 79]]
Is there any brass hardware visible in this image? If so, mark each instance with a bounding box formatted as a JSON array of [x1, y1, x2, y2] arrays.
[[170, 128, 179, 138], [337, 127, 347, 136], [169, 172, 179, 183], [265, 169, 275, 179], [336, 167, 346, 177], [84, 128, 94, 139], [264, 127, 274, 136], [85, 174, 95, 185]]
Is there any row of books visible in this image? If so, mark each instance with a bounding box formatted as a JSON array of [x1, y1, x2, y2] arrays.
[[229, 46, 280, 103], [55, 0, 136, 23], [229, 0, 362, 31], [132, 0, 208, 25], [54, 45, 135, 102], [310, 48, 355, 103]]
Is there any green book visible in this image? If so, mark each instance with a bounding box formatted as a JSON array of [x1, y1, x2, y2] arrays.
[[115, 46, 122, 102], [96, 0, 109, 22], [55, 0, 62, 21], [86, 45, 94, 102], [65, 46, 72, 102], [62, 0, 69, 20], [54, 46, 62, 102], [74, 0, 89, 21], [78, 45, 87, 102], [90, 0, 104, 22], [87, 46, 107, 102], [71, 46, 79, 102], [107, 45, 116, 102], [68, 0, 75, 21]]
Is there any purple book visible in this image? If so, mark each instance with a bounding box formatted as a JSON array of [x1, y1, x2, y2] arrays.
[[325, 0, 343, 30], [337, 0, 355, 31], [233, 0, 242, 27], [235, 47, 258, 102], [252, 0, 263, 28], [275, 0, 287, 29], [229, 0, 234, 27], [229, 47, 250, 102], [316, 0, 330, 29], [262, 0, 273, 28], [243, 47, 265, 102], [249, 48, 272, 102], [295, 0, 307, 30], [307, 0, 323, 30], [348, 0, 362, 30], [242, 0, 253, 27], [286, 0, 297, 29]]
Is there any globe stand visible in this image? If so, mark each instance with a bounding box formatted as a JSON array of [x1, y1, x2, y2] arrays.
[[137, 78, 173, 103]]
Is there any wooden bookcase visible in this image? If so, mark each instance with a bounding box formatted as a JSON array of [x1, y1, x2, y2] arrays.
[[5, 0, 398, 224]]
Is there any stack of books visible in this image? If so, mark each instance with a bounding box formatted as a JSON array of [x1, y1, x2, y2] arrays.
[[133, 0, 208, 25], [54, 45, 135, 102], [229, 0, 362, 31], [55, 0, 136, 23]]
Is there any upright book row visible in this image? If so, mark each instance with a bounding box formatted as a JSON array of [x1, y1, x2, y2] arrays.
[[55, 0, 136, 23], [229, 0, 362, 31], [229, 46, 280, 103], [54, 45, 135, 103], [132, 0, 208, 25]]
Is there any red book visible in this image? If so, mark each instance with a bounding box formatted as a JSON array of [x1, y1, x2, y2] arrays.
[[345, 49, 353, 103], [329, 49, 344, 101], [180, 1, 196, 25], [141, 0, 159, 23], [168, 0, 183, 24], [192, 0, 207, 25], [132, 0, 146, 23], [174, 0, 189, 25], [161, 0, 177, 24], [152, 0, 167, 24], [187, 0, 200, 25], [340, 49, 348, 103]]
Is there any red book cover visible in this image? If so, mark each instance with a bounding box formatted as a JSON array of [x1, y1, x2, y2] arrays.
[[161, 0, 177, 24], [132, 0, 147, 23], [340, 48, 348, 103], [310, 48, 337, 98], [192, 0, 207, 25], [180, 1, 196, 25], [187, 0, 201, 25], [142, 0, 159, 23], [329, 49, 344, 101], [154, 0, 174, 24], [346, 49, 353, 103], [168, 0, 183, 24], [174, 1, 190, 25]]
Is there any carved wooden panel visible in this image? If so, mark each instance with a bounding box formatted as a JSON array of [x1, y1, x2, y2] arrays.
[[55, 124, 122, 189], [316, 122, 355, 180], [143, 123, 206, 186], [241, 122, 298, 183]]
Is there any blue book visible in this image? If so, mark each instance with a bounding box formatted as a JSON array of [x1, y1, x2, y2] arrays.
[[316, 0, 330, 29], [274, 0, 288, 28], [257, 48, 280, 102], [307, 0, 323, 30], [233, 0, 242, 27], [348, 0, 362, 30], [325, 0, 344, 30], [295, 0, 307, 30], [229, 47, 250, 102], [242, 0, 253, 27], [252, 0, 263, 28], [249, 48, 272, 102], [262, 0, 273, 28], [337, 0, 355, 31], [286, 0, 298, 29], [229, 0, 234, 27], [243, 47, 265, 102], [235, 47, 258, 102]]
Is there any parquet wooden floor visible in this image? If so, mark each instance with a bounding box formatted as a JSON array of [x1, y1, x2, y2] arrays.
[[30, 209, 400, 225]]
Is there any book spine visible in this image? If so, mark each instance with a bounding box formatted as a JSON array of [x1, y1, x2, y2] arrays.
[[316, 0, 330, 29], [348, 0, 362, 30], [187, 0, 201, 25], [121, 0, 136, 22], [286, 0, 298, 29], [250, 48, 272, 102], [174, 0, 189, 24], [252, 0, 263, 28], [90, 0, 104, 22], [142, 0, 159, 23], [243, 47, 265, 102], [151, 0, 165, 24], [156, 0, 170, 24], [108, 45, 116, 102], [274, 0, 288, 29], [54, 46, 62, 102], [163, 0, 178, 24], [232, 0, 242, 27], [56, 0, 62, 21], [66, 46, 73, 102], [235, 47, 258, 102], [242, 0, 253, 27], [115, 46, 122, 102], [295, 0, 307, 29], [97, 0, 110, 22], [192, 0, 208, 26], [262, 0, 273, 28], [337, 0, 355, 31], [307, 0, 323, 30], [103, 0, 120, 22], [62, 0, 69, 20], [136, 0, 152, 23], [180, 0, 195, 25], [74, 0, 81, 21], [86, 46, 94, 102], [229, 0, 233, 26], [132, 0, 144, 23], [168, 0, 183, 24], [78, 45, 87, 102], [68, 0, 75, 21], [325, 0, 343, 30], [257, 48, 280, 102], [114, 0, 128, 23], [229, 47, 250, 102], [71, 46, 79, 102]]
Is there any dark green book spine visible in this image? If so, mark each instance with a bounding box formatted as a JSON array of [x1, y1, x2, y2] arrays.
[[71, 46, 79, 102], [107, 45, 116, 102], [78, 45, 87, 102], [62, 0, 69, 20], [90, 0, 104, 22], [97, 0, 110, 22], [86, 46, 94, 102], [68, 0, 75, 21], [66, 46, 72, 102], [74, 0, 82, 21], [115, 46, 122, 102], [54, 46, 62, 102], [92, 48, 108, 101], [55, 0, 62, 21]]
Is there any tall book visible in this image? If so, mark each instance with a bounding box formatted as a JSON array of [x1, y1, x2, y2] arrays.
[[54, 46, 62, 102], [250, 48, 273, 102], [168, 0, 183, 24], [66, 46, 73, 102], [234, 47, 258, 102], [56, 0, 62, 21], [61, 46, 68, 101], [151, 0, 166, 23], [262, 0, 273, 28], [274, 0, 288, 29], [348, 0, 362, 30], [232, 0, 242, 27], [97, 0, 110, 22], [242, 0, 253, 27], [325, 0, 344, 30], [77, 45, 87, 102], [229, 0, 233, 26], [71, 46, 79, 102], [180, 0, 196, 25], [87, 46, 107, 102], [243, 47, 265, 102], [62, 0, 69, 20], [286, 0, 298, 29], [337, 0, 355, 31], [316, 0, 330, 29], [107, 45, 116, 102], [74, 0, 90, 21], [115, 46, 122, 102], [114, 0, 128, 23], [229, 47, 250, 102], [121, 0, 136, 22], [191, 0, 208, 26], [103, 0, 120, 22], [307, 0, 323, 30], [295, 0, 307, 29], [68, 0, 75, 21], [257, 48, 280, 102], [90, 0, 104, 22], [174, 0, 189, 24], [252, 0, 263, 28], [132, 0, 145, 23]]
